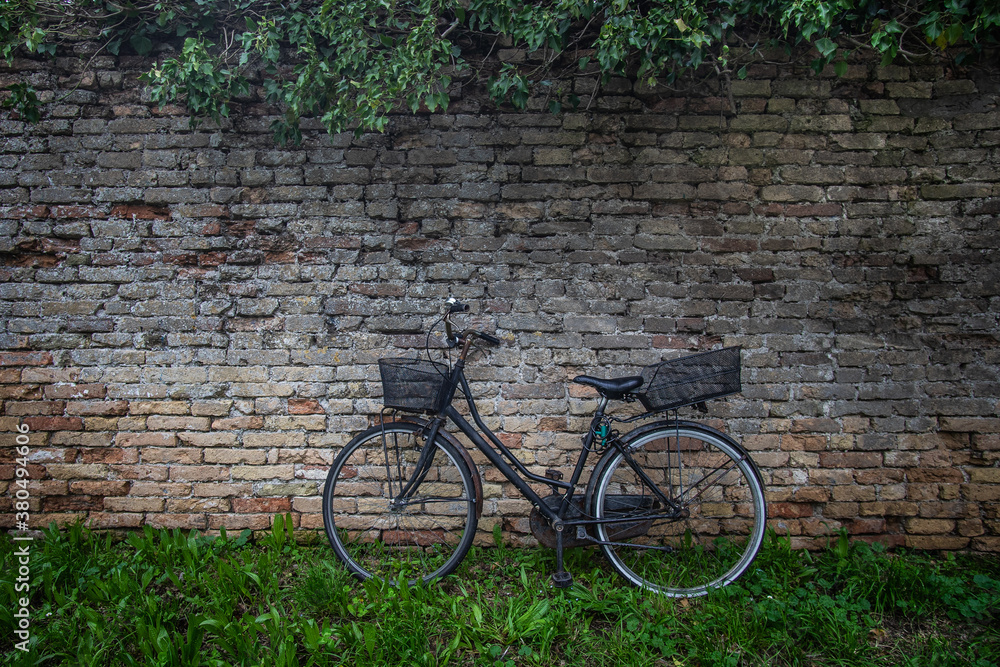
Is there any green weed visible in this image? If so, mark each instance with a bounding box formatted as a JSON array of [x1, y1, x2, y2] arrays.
[[1, 523, 998, 666]]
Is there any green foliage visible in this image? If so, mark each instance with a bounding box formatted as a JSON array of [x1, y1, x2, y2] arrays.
[[2, 523, 1000, 666], [3, 0, 1000, 140], [143, 36, 250, 121]]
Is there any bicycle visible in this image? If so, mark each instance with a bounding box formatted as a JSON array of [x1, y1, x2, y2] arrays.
[[322, 299, 767, 598]]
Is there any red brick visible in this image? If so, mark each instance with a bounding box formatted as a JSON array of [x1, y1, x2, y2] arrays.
[[769, 502, 815, 518], [782, 434, 826, 451], [905, 535, 969, 549], [168, 466, 229, 482], [111, 465, 169, 481], [847, 518, 887, 534], [79, 448, 138, 464], [24, 416, 83, 431], [141, 448, 202, 464], [232, 498, 292, 513], [110, 204, 170, 220], [24, 512, 85, 528], [69, 480, 130, 496], [44, 495, 104, 511], [193, 482, 253, 497], [907, 468, 963, 483], [5, 400, 65, 415], [145, 415, 211, 431], [21, 368, 80, 383], [44, 384, 107, 400], [0, 352, 53, 366], [129, 401, 191, 415], [785, 203, 843, 217], [287, 399, 324, 415], [823, 502, 860, 519], [0, 205, 50, 219], [0, 385, 43, 400], [790, 418, 840, 433], [0, 369, 21, 383], [66, 400, 129, 416], [0, 464, 43, 482], [167, 498, 231, 512], [299, 513, 324, 530], [117, 432, 177, 447], [818, 452, 882, 468], [207, 514, 271, 530], [104, 497, 165, 512], [973, 434, 1000, 450], [855, 469, 904, 484], [130, 482, 191, 496], [213, 416, 265, 430], [792, 487, 831, 502]]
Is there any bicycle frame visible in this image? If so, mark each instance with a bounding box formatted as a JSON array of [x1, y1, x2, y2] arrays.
[[397, 355, 684, 539]]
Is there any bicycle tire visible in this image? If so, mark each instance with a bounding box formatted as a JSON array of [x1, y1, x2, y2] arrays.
[[323, 421, 479, 584], [588, 420, 767, 597]]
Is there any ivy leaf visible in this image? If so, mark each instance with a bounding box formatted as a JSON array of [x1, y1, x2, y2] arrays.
[[130, 34, 153, 55], [737, 65, 747, 79], [834, 60, 848, 76], [815, 37, 837, 58]]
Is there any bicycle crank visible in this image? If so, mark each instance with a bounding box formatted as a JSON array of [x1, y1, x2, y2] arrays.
[[529, 495, 591, 549]]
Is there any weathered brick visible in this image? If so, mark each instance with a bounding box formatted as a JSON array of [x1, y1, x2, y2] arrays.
[[104, 497, 165, 512], [116, 433, 177, 447], [1, 57, 996, 553], [46, 464, 110, 479], [232, 465, 295, 480], [146, 416, 212, 431]]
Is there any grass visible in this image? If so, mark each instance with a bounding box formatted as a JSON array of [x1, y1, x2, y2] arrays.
[[2, 518, 999, 666]]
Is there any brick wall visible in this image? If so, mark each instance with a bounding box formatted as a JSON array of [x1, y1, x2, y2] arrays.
[[1, 50, 998, 550]]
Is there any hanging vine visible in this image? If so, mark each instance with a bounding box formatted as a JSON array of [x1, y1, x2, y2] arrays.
[[2, 0, 998, 141]]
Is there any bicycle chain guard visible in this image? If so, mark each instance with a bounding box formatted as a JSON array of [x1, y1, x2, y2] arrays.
[[528, 495, 591, 549]]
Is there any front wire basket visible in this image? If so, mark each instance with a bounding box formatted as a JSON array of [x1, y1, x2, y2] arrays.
[[637, 346, 741, 413], [378, 358, 450, 414]]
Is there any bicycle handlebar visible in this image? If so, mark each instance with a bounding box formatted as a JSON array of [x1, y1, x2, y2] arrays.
[[444, 299, 502, 348], [471, 330, 501, 346]]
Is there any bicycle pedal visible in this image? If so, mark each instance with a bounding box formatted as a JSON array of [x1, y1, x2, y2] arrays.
[[551, 571, 573, 588]]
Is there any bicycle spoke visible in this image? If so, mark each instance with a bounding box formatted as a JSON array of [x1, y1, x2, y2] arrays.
[[324, 422, 478, 585], [593, 424, 766, 597]]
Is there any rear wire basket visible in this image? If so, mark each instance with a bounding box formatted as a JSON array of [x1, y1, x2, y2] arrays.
[[637, 346, 742, 413], [379, 358, 450, 414]]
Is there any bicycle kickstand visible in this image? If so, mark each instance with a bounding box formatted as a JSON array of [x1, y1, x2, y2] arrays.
[[551, 524, 573, 589]]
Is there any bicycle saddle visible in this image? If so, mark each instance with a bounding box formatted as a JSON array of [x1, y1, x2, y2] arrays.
[[572, 375, 644, 400]]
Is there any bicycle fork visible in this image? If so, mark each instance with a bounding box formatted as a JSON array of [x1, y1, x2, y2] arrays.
[[384, 418, 444, 509]]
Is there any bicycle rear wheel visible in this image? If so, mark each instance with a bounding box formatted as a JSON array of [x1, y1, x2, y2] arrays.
[[588, 421, 766, 597], [323, 421, 479, 584]]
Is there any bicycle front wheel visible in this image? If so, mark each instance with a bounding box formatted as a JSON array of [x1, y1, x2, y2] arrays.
[[323, 421, 479, 584], [589, 421, 766, 597]]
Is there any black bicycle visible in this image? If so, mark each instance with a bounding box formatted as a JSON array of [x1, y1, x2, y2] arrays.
[[322, 299, 767, 597]]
